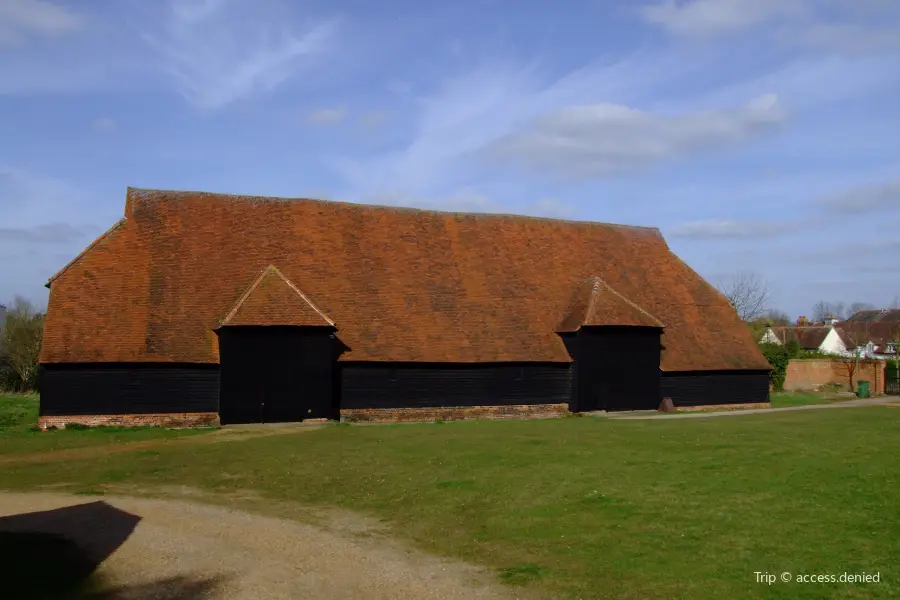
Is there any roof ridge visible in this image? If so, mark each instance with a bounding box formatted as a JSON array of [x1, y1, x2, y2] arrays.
[[594, 279, 665, 328], [221, 265, 334, 327], [125, 187, 663, 234]]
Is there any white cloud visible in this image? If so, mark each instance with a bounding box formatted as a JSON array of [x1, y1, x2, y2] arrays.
[[306, 107, 346, 125], [668, 218, 792, 239], [816, 180, 900, 214], [334, 52, 723, 197], [485, 94, 785, 179], [141, 0, 339, 111], [793, 23, 900, 54], [92, 117, 117, 133], [639, 0, 900, 56], [0, 0, 83, 45], [639, 0, 806, 37]]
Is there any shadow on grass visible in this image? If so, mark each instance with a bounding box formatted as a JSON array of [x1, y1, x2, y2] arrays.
[[0, 500, 229, 599]]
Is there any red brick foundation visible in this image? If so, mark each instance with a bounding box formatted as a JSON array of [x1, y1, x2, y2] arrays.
[[38, 412, 220, 429], [340, 404, 570, 423], [676, 402, 771, 413]]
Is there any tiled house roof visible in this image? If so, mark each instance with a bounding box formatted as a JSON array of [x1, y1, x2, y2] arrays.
[[40, 188, 771, 371], [768, 326, 832, 350], [843, 309, 900, 324]]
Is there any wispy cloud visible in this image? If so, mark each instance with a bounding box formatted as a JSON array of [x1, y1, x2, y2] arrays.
[[358, 110, 389, 129], [486, 94, 785, 179], [668, 218, 792, 240], [141, 0, 339, 111], [816, 180, 900, 214], [0, 223, 98, 244], [306, 107, 346, 125], [638, 0, 806, 38], [639, 0, 900, 55], [0, 0, 83, 45], [335, 52, 725, 197]]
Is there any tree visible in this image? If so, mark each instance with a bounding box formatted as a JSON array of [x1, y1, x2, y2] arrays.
[[717, 271, 769, 322], [849, 302, 875, 316], [812, 301, 851, 323], [836, 324, 870, 392], [764, 309, 792, 326], [0, 296, 44, 392]]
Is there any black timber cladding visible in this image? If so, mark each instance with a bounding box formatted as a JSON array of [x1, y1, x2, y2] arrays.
[[40, 363, 219, 416], [340, 363, 572, 409], [661, 371, 770, 407]]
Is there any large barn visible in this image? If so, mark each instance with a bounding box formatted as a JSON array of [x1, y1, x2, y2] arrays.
[[38, 188, 771, 427]]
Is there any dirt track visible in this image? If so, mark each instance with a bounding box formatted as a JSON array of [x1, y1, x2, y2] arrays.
[[0, 492, 523, 600]]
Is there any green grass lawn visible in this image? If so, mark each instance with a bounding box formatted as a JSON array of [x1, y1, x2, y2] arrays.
[[0, 400, 897, 600], [0, 395, 210, 456]]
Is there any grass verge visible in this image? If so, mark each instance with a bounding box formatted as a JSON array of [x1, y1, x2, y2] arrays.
[[0, 405, 897, 599]]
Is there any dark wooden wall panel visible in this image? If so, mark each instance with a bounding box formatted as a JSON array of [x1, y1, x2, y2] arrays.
[[559, 333, 579, 412], [340, 363, 572, 409], [662, 371, 770, 406], [40, 364, 219, 416], [577, 327, 661, 412]]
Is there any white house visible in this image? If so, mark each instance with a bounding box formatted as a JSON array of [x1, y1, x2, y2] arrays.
[[760, 326, 850, 355]]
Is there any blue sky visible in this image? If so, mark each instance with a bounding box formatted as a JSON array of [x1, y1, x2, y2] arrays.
[[1, 0, 899, 318]]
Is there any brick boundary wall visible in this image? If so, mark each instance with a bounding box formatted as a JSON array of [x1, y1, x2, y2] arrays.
[[676, 402, 771, 413], [340, 404, 570, 423], [784, 359, 885, 394], [38, 412, 220, 429]]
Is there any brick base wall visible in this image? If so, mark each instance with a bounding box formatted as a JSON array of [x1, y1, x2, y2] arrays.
[[38, 412, 220, 429], [676, 402, 771, 413], [340, 404, 570, 423], [784, 359, 885, 394]]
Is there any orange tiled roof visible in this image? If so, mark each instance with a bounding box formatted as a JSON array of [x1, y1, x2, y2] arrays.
[[40, 188, 771, 371]]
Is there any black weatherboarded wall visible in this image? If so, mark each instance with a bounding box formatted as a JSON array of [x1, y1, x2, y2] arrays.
[[662, 371, 770, 407], [40, 363, 219, 416], [340, 363, 572, 409]]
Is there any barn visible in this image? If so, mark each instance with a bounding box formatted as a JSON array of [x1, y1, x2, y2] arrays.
[[38, 188, 771, 427]]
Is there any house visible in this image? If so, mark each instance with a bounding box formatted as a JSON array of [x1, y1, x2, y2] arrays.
[[839, 309, 900, 360], [760, 325, 849, 355], [38, 188, 772, 427]]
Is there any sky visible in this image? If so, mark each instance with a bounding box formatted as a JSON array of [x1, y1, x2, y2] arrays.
[[1, 0, 899, 319]]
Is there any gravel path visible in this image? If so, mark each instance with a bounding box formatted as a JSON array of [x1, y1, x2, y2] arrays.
[[0, 492, 524, 600]]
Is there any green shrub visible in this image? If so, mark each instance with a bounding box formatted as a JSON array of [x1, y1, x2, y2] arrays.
[[759, 342, 790, 391]]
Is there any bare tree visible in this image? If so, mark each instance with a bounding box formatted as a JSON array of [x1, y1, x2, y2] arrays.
[[812, 301, 850, 323], [717, 271, 770, 322], [849, 302, 875, 316], [836, 324, 870, 392], [812, 301, 830, 323], [0, 296, 44, 392]]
